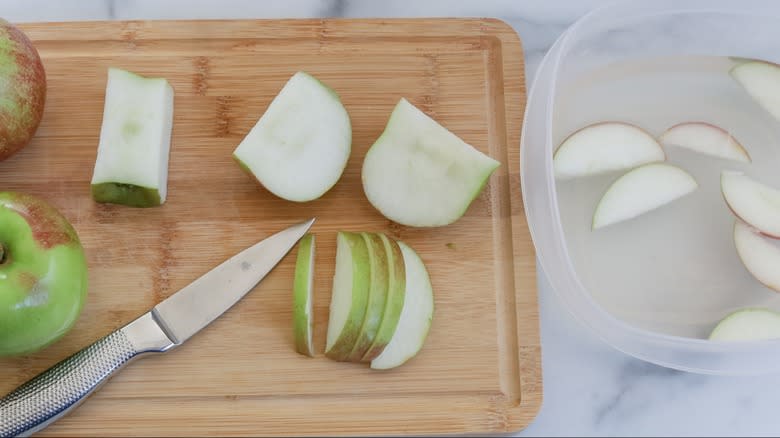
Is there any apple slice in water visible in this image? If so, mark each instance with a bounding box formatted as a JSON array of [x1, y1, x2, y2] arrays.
[[361, 233, 406, 362], [361, 98, 500, 227], [733, 220, 780, 292], [371, 241, 433, 370], [730, 60, 780, 122], [659, 122, 751, 163], [709, 308, 780, 341], [721, 171, 780, 238], [592, 163, 697, 230], [553, 122, 665, 180], [346, 233, 389, 361], [233, 71, 351, 202], [292, 233, 315, 357], [91, 67, 174, 207], [325, 232, 370, 361]]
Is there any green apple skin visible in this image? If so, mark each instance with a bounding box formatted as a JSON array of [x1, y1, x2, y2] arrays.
[[91, 182, 161, 208], [346, 232, 389, 362], [0, 192, 88, 356], [0, 19, 46, 161]]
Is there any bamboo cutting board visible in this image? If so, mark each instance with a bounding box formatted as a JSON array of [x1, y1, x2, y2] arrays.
[[0, 18, 540, 436]]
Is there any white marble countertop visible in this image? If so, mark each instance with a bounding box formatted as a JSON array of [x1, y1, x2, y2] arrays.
[[5, 0, 780, 436]]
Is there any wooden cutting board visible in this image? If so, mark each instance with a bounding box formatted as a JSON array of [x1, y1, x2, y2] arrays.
[[0, 18, 540, 436]]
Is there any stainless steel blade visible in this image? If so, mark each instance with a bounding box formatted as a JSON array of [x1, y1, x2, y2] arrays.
[[152, 218, 315, 344]]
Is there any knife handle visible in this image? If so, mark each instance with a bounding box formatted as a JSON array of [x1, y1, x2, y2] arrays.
[[0, 312, 175, 438]]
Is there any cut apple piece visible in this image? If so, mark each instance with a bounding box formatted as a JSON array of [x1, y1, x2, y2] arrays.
[[709, 308, 780, 341], [233, 71, 351, 202], [325, 232, 370, 361], [733, 220, 780, 292], [592, 163, 697, 230], [361, 98, 500, 227], [731, 60, 780, 122], [553, 122, 665, 180], [721, 171, 780, 238], [659, 122, 750, 163], [346, 233, 390, 361], [361, 233, 406, 362], [91, 67, 174, 207], [371, 241, 433, 370], [292, 233, 315, 357]]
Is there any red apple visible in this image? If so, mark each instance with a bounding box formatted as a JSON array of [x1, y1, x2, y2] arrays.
[[0, 19, 46, 161]]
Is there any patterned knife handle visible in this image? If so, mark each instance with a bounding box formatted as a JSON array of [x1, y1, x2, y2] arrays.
[[0, 313, 174, 437]]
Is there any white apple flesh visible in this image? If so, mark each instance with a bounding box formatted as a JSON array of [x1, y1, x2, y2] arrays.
[[553, 122, 665, 180], [730, 60, 780, 122], [592, 163, 698, 230], [659, 122, 750, 163], [721, 171, 780, 238], [709, 308, 780, 341], [733, 220, 780, 292]]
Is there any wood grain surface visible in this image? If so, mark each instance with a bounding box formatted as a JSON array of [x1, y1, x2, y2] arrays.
[[0, 18, 540, 436]]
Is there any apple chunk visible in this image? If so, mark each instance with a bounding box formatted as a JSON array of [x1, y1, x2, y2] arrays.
[[730, 60, 780, 122], [721, 171, 780, 238], [592, 163, 697, 230], [553, 122, 665, 180], [292, 233, 315, 357], [659, 122, 750, 163], [733, 220, 780, 292], [709, 308, 780, 341]]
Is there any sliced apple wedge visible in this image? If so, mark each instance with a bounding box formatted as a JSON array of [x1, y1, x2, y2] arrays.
[[292, 233, 315, 357], [709, 308, 780, 341], [361, 233, 406, 362], [592, 163, 697, 230], [659, 122, 750, 163], [325, 232, 370, 361], [721, 171, 780, 238], [733, 220, 780, 292], [553, 122, 665, 180], [346, 232, 390, 362], [371, 241, 433, 370], [731, 60, 780, 122]]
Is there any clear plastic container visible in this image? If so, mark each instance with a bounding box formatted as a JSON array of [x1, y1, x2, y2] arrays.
[[521, 0, 780, 375]]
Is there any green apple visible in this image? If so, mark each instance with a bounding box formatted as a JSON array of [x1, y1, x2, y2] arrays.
[[361, 98, 500, 227], [0, 192, 88, 356], [292, 233, 315, 357], [709, 308, 780, 341], [0, 19, 47, 161], [91, 67, 174, 207], [345, 232, 389, 361], [361, 233, 405, 362], [324, 232, 369, 361], [233, 71, 351, 202]]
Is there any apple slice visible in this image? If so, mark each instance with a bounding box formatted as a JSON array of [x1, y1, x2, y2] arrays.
[[592, 163, 697, 230], [659, 122, 751, 163], [361, 233, 406, 362], [721, 171, 780, 238], [709, 308, 780, 341], [346, 233, 389, 361], [731, 60, 780, 122], [371, 241, 434, 370], [91, 67, 174, 207], [292, 233, 315, 357], [325, 232, 370, 361], [553, 122, 665, 180], [233, 71, 351, 202], [733, 220, 780, 292], [361, 98, 500, 227]]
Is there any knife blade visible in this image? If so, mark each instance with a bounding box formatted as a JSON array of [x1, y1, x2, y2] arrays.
[[0, 218, 315, 438]]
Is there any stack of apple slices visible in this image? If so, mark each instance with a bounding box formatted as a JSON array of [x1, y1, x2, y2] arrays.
[[292, 231, 433, 370]]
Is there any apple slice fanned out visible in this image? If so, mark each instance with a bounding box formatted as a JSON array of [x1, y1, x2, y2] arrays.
[[709, 308, 780, 341], [293, 234, 315, 357], [325, 232, 370, 361], [659, 122, 751, 163], [721, 171, 780, 238], [733, 220, 780, 292], [731, 60, 780, 122], [592, 163, 697, 230], [553, 122, 665, 180], [371, 241, 434, 370]]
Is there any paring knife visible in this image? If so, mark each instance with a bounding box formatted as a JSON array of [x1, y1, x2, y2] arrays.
[[0, 218, 315, 438]]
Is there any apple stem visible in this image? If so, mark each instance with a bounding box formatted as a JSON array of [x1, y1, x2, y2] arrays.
[[0, 244, 5, 265]]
